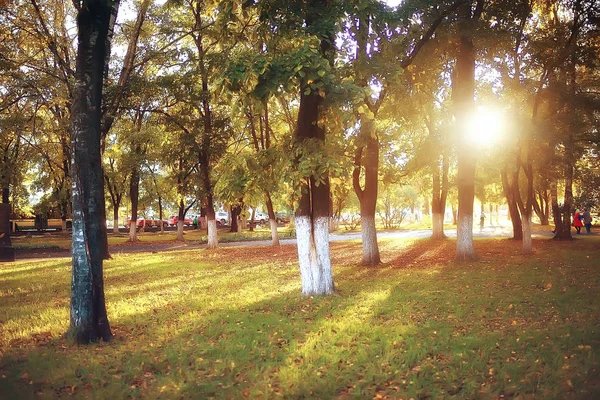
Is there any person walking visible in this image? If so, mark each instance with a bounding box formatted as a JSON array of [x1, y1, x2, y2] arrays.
[[573, 209, 584, 234], [582, 208, 593, 234], [193, 215, 198, 230]]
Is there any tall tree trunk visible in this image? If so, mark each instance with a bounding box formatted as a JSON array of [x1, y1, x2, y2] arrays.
[[230, 203, 241, 233], [205, 194, 218, 249], [550, 179, 569, 238], [193, 3, 218, 250], [431, 152, 449, 239], [112, 199, 120, 234], [265, 191, 279, 246], [454, 3, 478, 260], [177, 199, 185, 241], [128, 166, 140, 242], [158, 196, 164, 233], [353, 123, 381, 266], [69, 0, 115, 344], [501, 168, 523, 240], [352, 13, 381, 266]]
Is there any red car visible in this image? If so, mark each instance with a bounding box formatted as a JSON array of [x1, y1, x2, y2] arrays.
[[125, 218, 168, 229], [124, 217, 147, 228], [168, 215, 193, 227]]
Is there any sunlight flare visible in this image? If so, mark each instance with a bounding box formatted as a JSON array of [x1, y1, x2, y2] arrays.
[[466, 106, 505, 147]]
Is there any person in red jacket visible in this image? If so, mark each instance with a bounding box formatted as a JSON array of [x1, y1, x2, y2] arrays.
[[573, 209, 584, 234]]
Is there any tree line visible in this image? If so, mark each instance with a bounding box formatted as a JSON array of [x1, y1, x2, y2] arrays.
[[1, 0, 598, 343]]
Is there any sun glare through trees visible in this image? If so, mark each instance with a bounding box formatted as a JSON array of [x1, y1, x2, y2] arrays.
[[466, 106, 506, 148], [0, 0, 599, 398]]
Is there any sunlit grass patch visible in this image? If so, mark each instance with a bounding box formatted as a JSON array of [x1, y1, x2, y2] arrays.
[[1, 237, 599, 399]]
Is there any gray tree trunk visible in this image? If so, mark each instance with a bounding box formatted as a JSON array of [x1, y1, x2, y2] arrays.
[[69, 0, 116, 344]]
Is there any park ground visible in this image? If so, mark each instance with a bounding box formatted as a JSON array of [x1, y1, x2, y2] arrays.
[[1, 232, 599, 399]]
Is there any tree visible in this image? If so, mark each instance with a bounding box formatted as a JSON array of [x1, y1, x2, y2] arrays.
[[454, 0, 483, 260], [69, 0, 118, 344]]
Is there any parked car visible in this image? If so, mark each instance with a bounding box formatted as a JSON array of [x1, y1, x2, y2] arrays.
[[168, 215, 193, 227], [215, 211, 229, 225], [275, 211, 292, 223], [148, 218, 169, 228], [253, 211, 269, 224], [125, 217, 149, 228]]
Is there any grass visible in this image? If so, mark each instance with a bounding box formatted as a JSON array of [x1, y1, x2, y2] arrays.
[[1, 236, 599, 399]]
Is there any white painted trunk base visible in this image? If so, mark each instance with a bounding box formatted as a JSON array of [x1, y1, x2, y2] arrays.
[[431, 213, 445, 239], [207, 219, 218, 249], [129, 221, 137, 241], [522, 216, 532, 254], [113, 219, 119, 234], [269, 219, 280, 246], [296, 216, 334, 295], [177, 221, 184, 241], [456, 214, 476, 259], [361, 215, 380, 265]]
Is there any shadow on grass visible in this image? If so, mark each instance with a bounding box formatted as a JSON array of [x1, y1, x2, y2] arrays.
[[1, 237, 599, 399]]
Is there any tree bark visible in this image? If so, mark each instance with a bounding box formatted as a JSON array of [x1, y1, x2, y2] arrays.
[[294, 1, 335, 295], [353, 122, 381, 266], [501, 167, 523, 240], [430, 137, 448, 239], [205, 194, 218, 249], [69, 0, 115, 344], [128, 165, 140, 242], [454, 3, 478, 260], [112, 202, 120, 234], [265, 191, 279, 246], [230, 203, 241, 233], [176, 199, 185, 241]]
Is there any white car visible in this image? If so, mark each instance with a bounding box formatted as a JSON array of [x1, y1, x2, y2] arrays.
[[253, 212, 269, 224], [215, 211, 229, 225]]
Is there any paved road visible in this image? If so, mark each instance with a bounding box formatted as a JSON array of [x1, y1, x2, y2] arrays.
[[111, 225, 553, 253], [14, 225, 555, 260]]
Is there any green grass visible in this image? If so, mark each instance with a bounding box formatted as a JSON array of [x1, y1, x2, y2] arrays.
[[1, 237, 599, 399]]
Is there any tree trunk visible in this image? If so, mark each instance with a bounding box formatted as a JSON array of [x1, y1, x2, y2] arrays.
[[501, 168, 523, 240], [293, 0, 335, 295], [451, 203, 457, 225], [112, 201, 120, 234], [431, 154, 448, 239], [158, 196, 164, 233], [69, 0, 115, 344], [522, 145, 534, 255], [128, 167, 140, 242], [230, 203, 241, 233], [206, 195, 218, 249], [353, 122, 381, 266], [176, 199, 185, 241], [556, 145, 575, 240], [265, 191, 279, 246], [454, 3, 478, 260]]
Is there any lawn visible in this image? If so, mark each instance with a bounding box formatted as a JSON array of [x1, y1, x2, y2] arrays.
[[1, 237, 599, 399]]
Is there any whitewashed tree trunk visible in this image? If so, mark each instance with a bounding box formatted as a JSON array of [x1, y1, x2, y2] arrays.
[[207, 219, 218, 249], [296, 216, 333, 295], [431, 212, 445, 239], [128, 220, 137, 241], [361, 215, 380, 266], [112, 219, 119, 234], [522, 214, 532, 254], [177, 220, 184, 241], [456, 214, 475, 259], [269, 219, 279, 246]]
